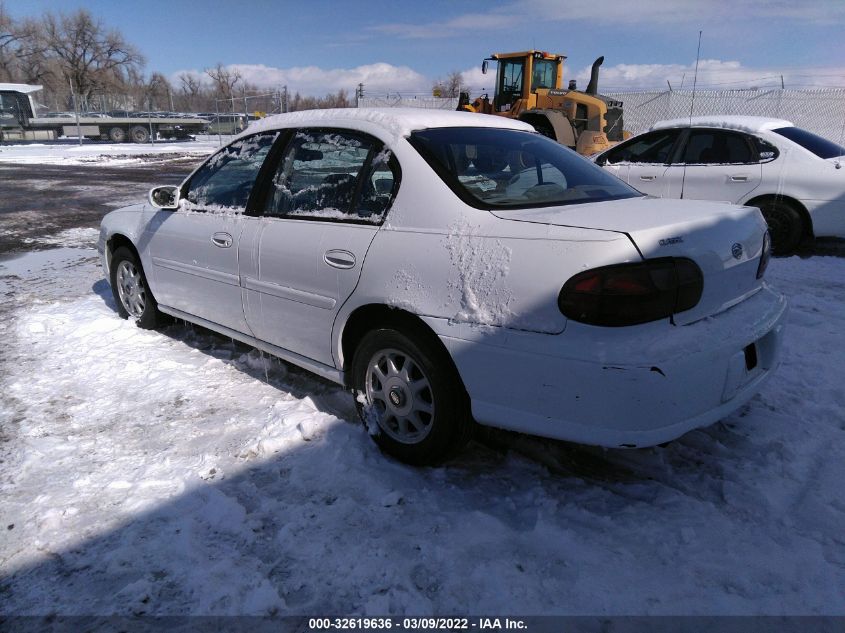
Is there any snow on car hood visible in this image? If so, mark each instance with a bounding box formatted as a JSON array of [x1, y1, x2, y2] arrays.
[[492, 197, 769, 324]]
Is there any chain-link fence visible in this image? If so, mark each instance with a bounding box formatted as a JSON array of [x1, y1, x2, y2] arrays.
[[361, 88, 845, 142], [358, 95, 459, 109], [605, 88, 845, 140]]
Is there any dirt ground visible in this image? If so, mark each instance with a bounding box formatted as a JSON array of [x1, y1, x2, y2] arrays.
[[0, 157, 202, 255]]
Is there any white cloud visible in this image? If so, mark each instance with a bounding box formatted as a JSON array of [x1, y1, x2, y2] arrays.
[[571, 59, 845, 91], [170, 62, 430, 97], [371, 13, 515, 39], [368, 0, 845, 39], [170, 59, 845, 102]]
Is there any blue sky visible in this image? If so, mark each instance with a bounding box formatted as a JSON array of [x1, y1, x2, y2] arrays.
[[7, 0, 845, 96]]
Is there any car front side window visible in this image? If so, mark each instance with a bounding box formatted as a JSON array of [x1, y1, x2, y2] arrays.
[[183, 132, 279, 212], [602, 129, 681, 165], [264, 130, 396, 224]]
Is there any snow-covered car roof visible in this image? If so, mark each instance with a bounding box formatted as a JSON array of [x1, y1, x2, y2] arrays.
[[650, 115, 795, 134], [242, 107, 535, 143]]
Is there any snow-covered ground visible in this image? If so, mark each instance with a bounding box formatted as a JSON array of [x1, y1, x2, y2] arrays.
[[0, 136, 226, 166], [1, 228, 844, 616]]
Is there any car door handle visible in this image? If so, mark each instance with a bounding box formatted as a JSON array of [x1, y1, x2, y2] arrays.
[[730, 175, 749, 182], [324, 249, 356, 269], [639, 175, 657, 181], [211, 232, 233, 248]]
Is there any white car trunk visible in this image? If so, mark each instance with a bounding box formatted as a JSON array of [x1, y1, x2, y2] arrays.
[[492, 197, 767, 325]]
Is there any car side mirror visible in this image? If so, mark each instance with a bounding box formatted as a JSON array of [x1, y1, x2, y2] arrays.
[[149, 185, 180, 210]]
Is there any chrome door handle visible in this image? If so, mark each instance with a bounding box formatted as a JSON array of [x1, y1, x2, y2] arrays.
[[324, 249, 356, 269], [211, 232, 233, 248], [730, 175, 749, 182], [639, 175, 657, 181]]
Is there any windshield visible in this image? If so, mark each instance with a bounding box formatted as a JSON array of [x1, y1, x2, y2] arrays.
[[409, 127, 640, 209], [773, 126, 845, 159], [531, 59, 557, 91]]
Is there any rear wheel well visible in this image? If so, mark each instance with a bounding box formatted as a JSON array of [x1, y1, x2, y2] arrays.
[[340, 305, 462, 390], [745, 195, 813, 238]]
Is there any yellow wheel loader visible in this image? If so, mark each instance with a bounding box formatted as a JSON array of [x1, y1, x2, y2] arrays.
[[458, 51, 627, 155]]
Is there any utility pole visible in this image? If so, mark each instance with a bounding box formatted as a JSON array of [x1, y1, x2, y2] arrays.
[[282, 85, 288, 113], [356, 82, 364, 107], [69, 76, 82, 146]]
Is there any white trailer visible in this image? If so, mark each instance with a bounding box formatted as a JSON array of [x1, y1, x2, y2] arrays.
[[0, 83, 208, 142]]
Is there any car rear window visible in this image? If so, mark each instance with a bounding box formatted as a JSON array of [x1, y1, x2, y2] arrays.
[[409, 127, 639, 210], [772, 127, 845, 159]]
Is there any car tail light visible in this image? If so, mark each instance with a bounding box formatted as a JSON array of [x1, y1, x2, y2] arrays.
[[558, 258, 703, 327], [757, 230, 771, 280]]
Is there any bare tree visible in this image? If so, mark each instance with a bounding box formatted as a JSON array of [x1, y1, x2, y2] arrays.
[[0, 2, 40, 82], [205, 63, 241, 100], [178, 72, 202, 110], [144, 71, 171, 110], [40, 9, 144, 101], [0, 2, 15, 80], [432, 70, 466, 98]]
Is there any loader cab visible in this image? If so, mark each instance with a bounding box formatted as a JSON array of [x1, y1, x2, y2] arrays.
[[485, 52, 564, 114]]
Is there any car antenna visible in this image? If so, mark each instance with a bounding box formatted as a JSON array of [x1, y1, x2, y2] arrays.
[[681, 30, 703, 198]]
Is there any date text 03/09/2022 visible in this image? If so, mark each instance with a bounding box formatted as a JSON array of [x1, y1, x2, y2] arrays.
[[307, 617, 527, 631]]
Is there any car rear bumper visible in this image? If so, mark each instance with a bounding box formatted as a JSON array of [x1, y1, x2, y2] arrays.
[[428, 285, 787, 448]]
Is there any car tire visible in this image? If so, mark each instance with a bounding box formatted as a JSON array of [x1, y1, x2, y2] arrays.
[[108, 126, 126, 143], [130, 125, 151, 143], [352, 327, 473, 465], [757, 199, 804, 255], [110, 246, 163, 329]]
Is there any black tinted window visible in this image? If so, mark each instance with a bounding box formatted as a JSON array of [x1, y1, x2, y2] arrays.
[[184, 132, 278, 211], [682, 130, 753, 164], [773, 126, 845, 159], [602, 129, 681, 164]]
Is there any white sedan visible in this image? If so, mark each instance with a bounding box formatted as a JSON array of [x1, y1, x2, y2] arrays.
[[99, 108, 787, 465], [594, 116, 845, 254]]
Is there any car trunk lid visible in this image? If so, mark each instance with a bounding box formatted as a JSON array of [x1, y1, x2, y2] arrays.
[[491, 197, 767, 325]]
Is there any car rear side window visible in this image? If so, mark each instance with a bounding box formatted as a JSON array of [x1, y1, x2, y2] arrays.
[[753, 137, 779, 163], [773, 126, 845, 159], [681, 130, 754, 164], [183, 132, 279, 212], [263, 130, 397, 224]]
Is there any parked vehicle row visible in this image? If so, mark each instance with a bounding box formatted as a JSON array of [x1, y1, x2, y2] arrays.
[[100, 108, 786, 465], [594, 116, 845, 254]]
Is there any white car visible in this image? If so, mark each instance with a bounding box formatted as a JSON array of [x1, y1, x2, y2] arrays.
[[99, 108, 787, 465], [594, 116, 845, 254]]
